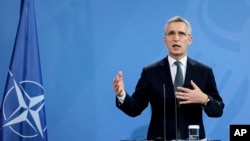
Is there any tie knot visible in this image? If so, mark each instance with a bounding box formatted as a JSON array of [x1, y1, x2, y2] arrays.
[[174, 61, 181, 67]]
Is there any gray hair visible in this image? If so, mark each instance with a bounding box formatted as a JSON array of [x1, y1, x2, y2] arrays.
[[164, 16, 192, 35]]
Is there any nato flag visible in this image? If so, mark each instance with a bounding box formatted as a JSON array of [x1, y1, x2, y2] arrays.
[[0, 0, 48, 140]]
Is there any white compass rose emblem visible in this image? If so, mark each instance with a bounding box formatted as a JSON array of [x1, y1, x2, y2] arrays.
[[1, 71, 47, 139]]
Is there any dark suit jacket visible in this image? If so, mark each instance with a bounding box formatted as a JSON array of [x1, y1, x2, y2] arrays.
[[116, 56, 224, 140]]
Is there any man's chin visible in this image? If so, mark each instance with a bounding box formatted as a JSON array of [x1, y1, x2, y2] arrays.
[[173, 53, 182, 57], [172, 53, 184, 59]]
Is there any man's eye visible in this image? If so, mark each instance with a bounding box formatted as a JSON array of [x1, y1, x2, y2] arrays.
[[179, 32, 186, 36]]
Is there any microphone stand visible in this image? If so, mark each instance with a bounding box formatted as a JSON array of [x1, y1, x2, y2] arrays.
[[163, 84, 179, 141], [163, 84, 166, 141], [175, 92, 178, 141]]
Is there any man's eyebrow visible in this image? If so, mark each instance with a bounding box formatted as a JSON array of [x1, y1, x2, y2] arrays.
[[178, 31, 187, 35], [167, 30, 187, 35], [167, 30, 175, 34]]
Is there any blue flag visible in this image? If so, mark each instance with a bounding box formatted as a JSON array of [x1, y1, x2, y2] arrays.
[[0, 0, 48, 140]]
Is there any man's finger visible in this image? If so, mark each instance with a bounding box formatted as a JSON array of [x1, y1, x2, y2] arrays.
[[177, 86, 190, 92], [190, 80, 198, 89], [118, 71, 123, 79]]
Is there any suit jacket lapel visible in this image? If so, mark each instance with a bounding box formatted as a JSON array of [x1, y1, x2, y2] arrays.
[[158, 57, 198, 94], [184, 57, 197, 87], [158, 57, 174, 94]]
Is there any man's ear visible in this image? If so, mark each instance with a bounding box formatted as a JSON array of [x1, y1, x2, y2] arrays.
[[188, 35, 192, 45]]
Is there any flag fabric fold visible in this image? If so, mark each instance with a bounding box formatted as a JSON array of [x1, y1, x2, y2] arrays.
[[0, 0, 48, 140]]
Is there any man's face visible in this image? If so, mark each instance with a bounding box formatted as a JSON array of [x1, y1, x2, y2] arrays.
[[164, 22, 192, 60]]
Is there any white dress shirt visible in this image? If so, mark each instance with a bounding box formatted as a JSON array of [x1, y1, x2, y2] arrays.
[[168, 55, 187, 85]]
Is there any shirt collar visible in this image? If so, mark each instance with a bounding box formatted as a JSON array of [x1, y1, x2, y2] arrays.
[[168, 55, 187, 66]]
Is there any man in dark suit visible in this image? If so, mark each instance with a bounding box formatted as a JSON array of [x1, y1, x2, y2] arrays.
[[113, 16, 224, 140]]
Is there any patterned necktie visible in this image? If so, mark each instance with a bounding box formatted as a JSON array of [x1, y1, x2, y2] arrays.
[[174, 61, 183, 139], [174, 61, 183, 92]]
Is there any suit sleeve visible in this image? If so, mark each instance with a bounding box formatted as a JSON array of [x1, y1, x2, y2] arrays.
[[203, 69, 225, 117], [116, 68, 150, 117]]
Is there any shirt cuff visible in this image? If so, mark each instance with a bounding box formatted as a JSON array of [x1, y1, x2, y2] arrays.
[[117, 91, 126, 104]]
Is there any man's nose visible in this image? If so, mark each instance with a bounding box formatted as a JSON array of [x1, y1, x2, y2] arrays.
[[173, 34, 180, 41]]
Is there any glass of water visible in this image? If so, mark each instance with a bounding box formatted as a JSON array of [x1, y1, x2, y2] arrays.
[[188, 125, 200, 141]]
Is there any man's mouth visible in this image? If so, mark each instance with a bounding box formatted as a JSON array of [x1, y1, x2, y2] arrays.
[[173, 44, 181, 48]]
